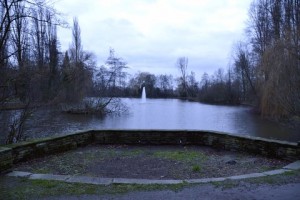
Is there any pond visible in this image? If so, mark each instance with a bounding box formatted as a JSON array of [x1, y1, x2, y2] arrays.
[[0, 98, 299, 144]]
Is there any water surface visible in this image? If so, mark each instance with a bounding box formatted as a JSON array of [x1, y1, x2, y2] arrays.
[[0, 98, 299, 144]]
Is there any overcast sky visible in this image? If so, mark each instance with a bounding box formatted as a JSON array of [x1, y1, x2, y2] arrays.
[[54, 0, 252, 79]]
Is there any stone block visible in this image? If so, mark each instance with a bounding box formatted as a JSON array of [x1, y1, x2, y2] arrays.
[[66, 176, 112, 185], [35, 142, 49, 155], [263, 169, 291, 176], [283, 160, 300, 170], [7, 171, 32, 177], [113, 178, 183, 185], [30, 173, 71, 181], [13, 145, 35, 162], [185, 177, 227, 183], [227, 173, 266, 180], [0, 147, 13, 173]]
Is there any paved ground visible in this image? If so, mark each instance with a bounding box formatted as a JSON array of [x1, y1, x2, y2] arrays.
[[43, 183, 300, 200]]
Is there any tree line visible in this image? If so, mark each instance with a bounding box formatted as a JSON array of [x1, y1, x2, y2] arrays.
[[192, 0, 300, 119], [1, 0, 299, 120], [245, 0, 300, 118], [0, 0, 95, 105], [0, 0, 189, 105]]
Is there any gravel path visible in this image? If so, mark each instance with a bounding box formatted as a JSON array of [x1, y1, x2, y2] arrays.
[[14, 145, 289, 179], [42, 183, 300, 200]]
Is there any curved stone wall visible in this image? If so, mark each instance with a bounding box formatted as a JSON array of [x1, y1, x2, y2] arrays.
[[1, 130, 299, 173]]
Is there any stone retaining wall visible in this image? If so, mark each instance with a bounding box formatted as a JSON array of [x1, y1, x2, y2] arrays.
[[93, 130, 300, 161], [0, 131, 93, 173], [1, 130, 299, 173]]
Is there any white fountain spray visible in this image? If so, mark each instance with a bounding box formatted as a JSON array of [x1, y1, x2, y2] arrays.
[[141, 86, 146, 103]]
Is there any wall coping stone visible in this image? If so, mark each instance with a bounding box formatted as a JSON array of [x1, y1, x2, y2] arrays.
[[92, 129, 298, 145], [0, 147, 12, 152], [3, 130, 94, 149]]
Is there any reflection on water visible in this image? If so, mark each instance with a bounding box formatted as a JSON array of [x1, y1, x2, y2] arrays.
[[0, 98, 299, 144]]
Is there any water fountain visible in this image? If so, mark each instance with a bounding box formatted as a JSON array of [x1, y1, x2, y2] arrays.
[[141, 86, 146, 103]]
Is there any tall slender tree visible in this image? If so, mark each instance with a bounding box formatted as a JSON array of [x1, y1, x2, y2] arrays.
[[70, 17, 82, 64], [177, 57, 188, 98]]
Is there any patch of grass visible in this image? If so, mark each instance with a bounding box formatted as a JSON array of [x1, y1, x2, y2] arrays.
[[244, 169, 300, 186], [259, 166, 277, 172], [0, 177, 190, 200], [31, 179, 57, 188], [82, 152, 98, 161], [246, 175, 282, 185], [282, 169, 300, 176], [121, 149, 143, 157], [192, 165, 201, 172], [153, 150, 207, 163], [211, 180, 239, 190], [111, 182, 189, 193], [95, 148, 143, 158], [209, 169, 300, 190], [32, 168, 51, 174]]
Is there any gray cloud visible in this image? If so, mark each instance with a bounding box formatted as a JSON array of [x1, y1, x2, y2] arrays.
[[55, 0, 252, 79]]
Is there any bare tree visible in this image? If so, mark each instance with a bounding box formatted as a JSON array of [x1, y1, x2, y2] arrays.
[[5, 102, 33, 144], [70, 17, 82, 64], [0, 0, 65, 104], [177, 57, 188, 98], [62, 47, 129, 115], [0, 0, 66, 145], [45, 11, 59, 100], [61, 17, 93, 102], [32, 6, 47, 69], [157, 74, 174, 97], [11, 1, 29, 69], [233, 42, 256, 101], [246, 0, 300, 117], [247, 0, 272, 59], [105, 48, 127, 91], [187, 71, 198, 98]]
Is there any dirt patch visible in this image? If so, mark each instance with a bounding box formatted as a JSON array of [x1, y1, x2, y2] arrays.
[[13, 145, 289, 179]]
